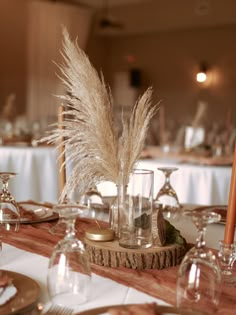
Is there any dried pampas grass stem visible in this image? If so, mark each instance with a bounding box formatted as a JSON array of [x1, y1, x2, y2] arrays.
[[41, 27, 159, 201]]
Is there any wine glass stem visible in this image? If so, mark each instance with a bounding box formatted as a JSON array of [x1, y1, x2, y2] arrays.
[[196, 228, 206, 249], [165, 173, 170, 186], [65, 220, 76, 239], [2, 181, 8, 192]]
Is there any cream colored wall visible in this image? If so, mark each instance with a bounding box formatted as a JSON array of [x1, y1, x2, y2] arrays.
[[0, 0, 28, 115], [0, 0, 235, 128], [88, 25, 236, 127], [0, 0, 93, 122]]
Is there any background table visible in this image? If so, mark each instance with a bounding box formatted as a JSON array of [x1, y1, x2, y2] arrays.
[[0, 146, 59, 202], [98, 158, 232, 205], [0, 146, 232, 205]]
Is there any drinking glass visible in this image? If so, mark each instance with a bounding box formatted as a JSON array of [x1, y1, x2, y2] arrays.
[[79, 185, 103, 207], [78, 185, 108, 219], [118, 169, 154, 249], [176, 209, 222, 314], [154, 167, 180, 220], [49, 196, 70, 236], [47, 204, 91, 309], [0, 172, 20, 232]]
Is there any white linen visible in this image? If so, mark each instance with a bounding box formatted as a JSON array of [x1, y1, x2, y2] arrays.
[[0, 147, 232, 205], [0, 284, 17, 306], [1, 243, 168, 313], [136, 158, 231, 205], [0, 146, 59, 202]]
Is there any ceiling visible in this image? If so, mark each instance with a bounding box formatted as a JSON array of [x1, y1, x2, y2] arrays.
[[74, 0, 236, 36], [76, 0, 146, 8]]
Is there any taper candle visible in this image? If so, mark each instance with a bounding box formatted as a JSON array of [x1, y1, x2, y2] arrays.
[[224, 145, 236, 244]]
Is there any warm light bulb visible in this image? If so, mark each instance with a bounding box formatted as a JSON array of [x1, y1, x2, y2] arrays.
[[196, 71, 207, 83]]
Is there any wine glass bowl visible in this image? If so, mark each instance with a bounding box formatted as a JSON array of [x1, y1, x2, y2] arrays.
[[47, 204, 91, 309], [176, 209, 222, 314], [154, 167, 180, 220], [0, 172, 20, 231]]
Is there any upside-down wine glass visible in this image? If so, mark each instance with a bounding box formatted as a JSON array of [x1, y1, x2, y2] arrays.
[[218, 240, 236, 284], [49, 195, 71, 236], [154, 167, 181, 220], [0, 172, 20, 232], [47, 204, 91, 310], [176, 209, 222, 315], [78, 184, 108, 218]]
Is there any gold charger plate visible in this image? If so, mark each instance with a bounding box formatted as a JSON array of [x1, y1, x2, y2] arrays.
[[18, 202, 59, 224], [76, 304, 197, 315], [1, 202, 58, 224], [0, 270, 41, 315], [194, 205, 229, 225]]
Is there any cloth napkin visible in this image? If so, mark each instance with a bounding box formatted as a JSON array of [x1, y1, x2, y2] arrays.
[[0, 284, 17, 306]]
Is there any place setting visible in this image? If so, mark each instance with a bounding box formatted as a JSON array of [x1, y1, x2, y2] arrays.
[[0, 171, 58, 226]]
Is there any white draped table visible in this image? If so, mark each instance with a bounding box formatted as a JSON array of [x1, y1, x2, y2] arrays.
[[98, 158, 232, 206], [0, 146, 59, 202], [0, 146, 232, 205]]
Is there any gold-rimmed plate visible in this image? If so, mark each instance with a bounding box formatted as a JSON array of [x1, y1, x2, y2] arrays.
[[0, 270, 41, 315], [75, 304, 199, 315], [193, 205, 228, 225], [18, 202, 59, 224]]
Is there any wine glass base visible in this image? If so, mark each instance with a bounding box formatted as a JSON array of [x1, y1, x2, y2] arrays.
[[49, 221, 66, 236], [51, 292, 88, 308]]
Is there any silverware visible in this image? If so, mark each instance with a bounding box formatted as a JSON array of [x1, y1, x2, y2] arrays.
[[43, 305, 74, 315]]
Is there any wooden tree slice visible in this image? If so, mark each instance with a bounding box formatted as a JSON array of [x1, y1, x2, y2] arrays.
[[85, 238, 187, 270]]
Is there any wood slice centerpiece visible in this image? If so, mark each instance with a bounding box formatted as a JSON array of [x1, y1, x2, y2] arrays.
[[84, 237, 187, 270]]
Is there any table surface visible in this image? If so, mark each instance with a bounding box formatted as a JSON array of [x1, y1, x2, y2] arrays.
[[0, 146, 232, 206], [1, 205, 235, 314]]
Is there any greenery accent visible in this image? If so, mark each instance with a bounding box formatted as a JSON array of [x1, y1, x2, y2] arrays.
[[165, 220, 187, 246]]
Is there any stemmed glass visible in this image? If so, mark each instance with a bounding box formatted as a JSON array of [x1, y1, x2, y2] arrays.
[[0, 172, 20, 232], [49, 196, 71, 236], [176, 209, 222, 315], [154, 167, 180, 220], [47, 204, 91, 309], [218, 240, 236, 284]]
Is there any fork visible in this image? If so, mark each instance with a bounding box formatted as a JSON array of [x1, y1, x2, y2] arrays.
[[43, 305, 74, 315]]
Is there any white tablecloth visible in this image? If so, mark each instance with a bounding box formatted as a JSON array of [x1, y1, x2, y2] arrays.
[[137, 159, 232, 205], [1, 244, 166, 314], [0, 146, 59, 202], [98, 159, 232, 206], [1, 208, 231, 314], [0, 146, 232, 205]]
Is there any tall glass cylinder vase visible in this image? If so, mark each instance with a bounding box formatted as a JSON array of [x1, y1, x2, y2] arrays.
[[118, 169, 154, 249]]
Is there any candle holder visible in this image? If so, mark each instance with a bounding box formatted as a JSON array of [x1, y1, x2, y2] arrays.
[[218, 240, 236, 284]]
